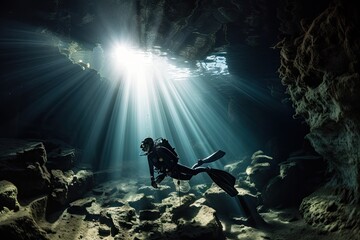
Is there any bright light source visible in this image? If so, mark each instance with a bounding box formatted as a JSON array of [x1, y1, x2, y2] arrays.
[[110, 44, 152, 76], [107, 43, 191, 84]]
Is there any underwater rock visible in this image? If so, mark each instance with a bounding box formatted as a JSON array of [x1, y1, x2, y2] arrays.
[[133, 192, 224, 240], [213, 6, 240, 23], [0, 180, 20, 211], [277, 0, 360, 202], [49, 169, 94, 207], [173, 205, 224, 240], [0, 139, 51, 198], [85, 201, 103, 220], [100, 204, 137, 232], [246, 162, 277, 192], [44, 140, 77, 171], [170, 194, 197, 222], [0, 195, 49, 240], [98, 224, 111, 236], [139, 209, 161, 221], [28, 196, 48, 223], [101, 198, 125, 208], [67, 197, 96, 215], [300, 187, 360, 233], [262, 152, 328, 208], [246, 150, 278, 192], [262, 176, 289, 209], [250, 150, 274, 165], [204, 185, 258, 218], [138, 184, 173, 202], [224, 155, 251, 179], [127, 193, 156, 211], [0, 212, 49, 240]]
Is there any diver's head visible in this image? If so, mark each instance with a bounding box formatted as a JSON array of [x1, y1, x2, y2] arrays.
[[140, 137, 154, 153]]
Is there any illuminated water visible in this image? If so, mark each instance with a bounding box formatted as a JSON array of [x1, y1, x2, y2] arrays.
[[0, 21, 293, 181]]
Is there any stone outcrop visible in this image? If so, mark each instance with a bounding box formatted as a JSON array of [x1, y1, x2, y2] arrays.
[[262, 152, 327, 208], [300, 187, 360, 233], [0, 212, 49, 240], [246, 150, 278, 192], [226, 149, 327, 209], [0, 181, 20, 212], [277, 0, 360, 202], [43, 139, 78, 171], [0, 196, 49, 240], [49, 169, 94, 207], [57, 180, 228, 240], [0, 138, 94, 216], [0, 139, 51, 198]]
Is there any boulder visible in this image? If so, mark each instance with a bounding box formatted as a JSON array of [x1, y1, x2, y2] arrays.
[[138, 184, 173, 202], [126, 193, 156, 211], [0, 198, 49, 240], [224, 156, 252, 178], [0, 180, 20, 211], [100, 205, 137, 232], [246, 162, 277, 191], [67, 197, 96, 215], [139, 209, 161, 221], [262, 154, 327, 208], [0, 212, 49, 240], [44, 139, 77, 171], [300, 187, 360, 232], [171, 205, 224, 240], [205, 184, 258, 218], [0, 139, 51, 198], [246, 150, 278, 191], [49, 169, 94, 207]]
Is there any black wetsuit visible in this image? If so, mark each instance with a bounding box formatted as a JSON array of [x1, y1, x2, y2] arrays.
[[147, 145, 207, 181]]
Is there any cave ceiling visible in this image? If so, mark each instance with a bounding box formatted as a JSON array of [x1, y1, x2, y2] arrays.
[[1, 0, 331, 75]]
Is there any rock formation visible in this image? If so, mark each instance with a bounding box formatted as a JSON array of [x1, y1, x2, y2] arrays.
[[277, 0, 360, 203]]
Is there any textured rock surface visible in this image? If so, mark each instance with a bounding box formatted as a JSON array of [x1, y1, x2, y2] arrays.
[[0, 197, 49, 240], [44, 139, 78, 171], [300, 187, 360, 233], [0, 139, 51, 198], [277, 0, 360, 201], [1, 171, 359, 240], [49, 169, 94, 207], [262, 153, 327, 208], [0, 180, 20, 211]]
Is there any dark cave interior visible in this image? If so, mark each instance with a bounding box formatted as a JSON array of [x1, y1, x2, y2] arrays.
[[0, 0, 360, 239]]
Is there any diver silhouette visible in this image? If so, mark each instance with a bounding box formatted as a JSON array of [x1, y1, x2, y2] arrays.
[[140, 137, 238, 197]]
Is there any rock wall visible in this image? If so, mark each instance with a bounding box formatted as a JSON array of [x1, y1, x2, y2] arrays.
[[277, 0, 360, 202]]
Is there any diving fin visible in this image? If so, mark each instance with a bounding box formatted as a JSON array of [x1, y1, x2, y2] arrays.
[[207, 168, 238, 197], [191, 150, 226, 169]]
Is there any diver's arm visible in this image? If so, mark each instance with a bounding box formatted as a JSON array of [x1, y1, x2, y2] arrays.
[[147, 157, 157, 188], [148, 157, 154, 179]]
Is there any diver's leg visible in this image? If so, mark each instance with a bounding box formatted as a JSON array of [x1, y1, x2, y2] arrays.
[[155, 173, 166, 183], [176, 163, 208, 175], [171, 172, 192, 180], [169, 166, 192, 180]]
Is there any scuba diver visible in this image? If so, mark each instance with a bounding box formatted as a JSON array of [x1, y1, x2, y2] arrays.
[[140, 137, 238, 197]]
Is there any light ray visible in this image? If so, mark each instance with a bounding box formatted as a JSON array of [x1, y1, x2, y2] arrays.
[[0, 21, 250, 179]]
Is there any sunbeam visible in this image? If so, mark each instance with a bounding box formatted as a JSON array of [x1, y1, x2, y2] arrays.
[[86, 41, 246, 175], [0, 21, 249, 180]]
